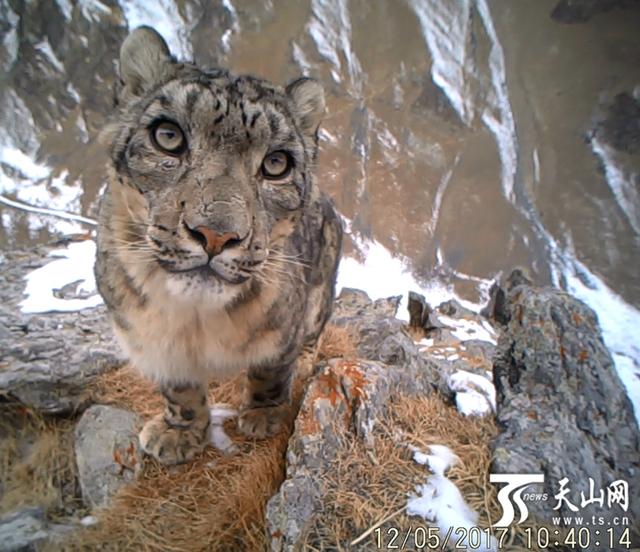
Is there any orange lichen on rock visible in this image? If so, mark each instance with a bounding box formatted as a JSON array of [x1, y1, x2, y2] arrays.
[[313, 367, 346, 408], [295, 360, 373, 437], [341, 361, 370, 402]]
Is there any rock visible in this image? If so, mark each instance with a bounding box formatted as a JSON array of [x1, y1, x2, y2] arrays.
[[332, 287, 377, 317], [408, 290, 429, 328], [0, 507, 72, 552], [333, 287, 401, 319], [0, 247, 122, 414], [407, 291, 444, 332], [437, 298, 475, 319], [74, 405, 142, 509], [588, 91, 640, 239], [492, 274, 640, 536], [331, 289, 444, 392], [480, 282, 509, 326], [266, 358, 395, 550], [593, 91, 640, 154], [0, 507, 49, 552]]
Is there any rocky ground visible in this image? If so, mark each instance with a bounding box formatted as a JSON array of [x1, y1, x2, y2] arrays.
[[1, 244, 638, 551]]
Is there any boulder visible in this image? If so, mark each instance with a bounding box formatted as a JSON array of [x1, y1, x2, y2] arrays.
[[0, 247, 121, 414], [0, 507, 72, 552], [74, 405, 142, 509], [407, 291, 443, 331], [492, 274, 640, 536], [266, 358, 394, 550]]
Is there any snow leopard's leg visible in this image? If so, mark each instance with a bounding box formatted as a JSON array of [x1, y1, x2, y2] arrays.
[[238, 362, 294, 438], [139, 382, 210, 465]]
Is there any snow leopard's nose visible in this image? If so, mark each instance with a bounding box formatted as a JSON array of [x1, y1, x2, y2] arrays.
[[185, 224, 241, 257]]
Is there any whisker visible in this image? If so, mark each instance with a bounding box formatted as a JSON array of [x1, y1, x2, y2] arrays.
[[265, 258, 310, 274], [108, 244, 156, 254], [107, 246, 153, 253], [267, 253, 311, 269], [259, 262, 308, 286]]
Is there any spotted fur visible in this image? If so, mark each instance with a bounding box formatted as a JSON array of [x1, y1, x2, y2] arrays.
[[95, 27, 342, 464]]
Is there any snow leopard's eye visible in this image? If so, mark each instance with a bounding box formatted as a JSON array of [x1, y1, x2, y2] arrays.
[[151, 121, 186, 155], [261, 151, 293, 180]]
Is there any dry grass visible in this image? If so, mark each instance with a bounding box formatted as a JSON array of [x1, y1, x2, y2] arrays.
[[90, 365, 164, 418], [61, 429, 289, 551], [2, 322, 524, 551], [300, 393, 548, 551], [315, 324, 357, 363], [391, 393, 501, 530], [298, 393, 501, 550], [57, 326, 357, 550], [0, 404, 80, 518], [59, 350, 322, 551]]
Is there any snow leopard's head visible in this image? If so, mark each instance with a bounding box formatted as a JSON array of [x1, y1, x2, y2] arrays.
[[104, 26, 324, 299]]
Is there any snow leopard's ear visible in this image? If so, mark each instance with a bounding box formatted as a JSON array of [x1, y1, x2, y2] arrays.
[[118, 26, 174, 100], [286, 77, 325, 137]]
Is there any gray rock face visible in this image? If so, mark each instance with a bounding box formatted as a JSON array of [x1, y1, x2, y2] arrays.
[[0, 247, 122, 414], [0, 507, 72, 552], [267, 358, 393, 551], [492, 277, 640, 536], [331, 288, 443, 392], [74, 405, 142, 509], [0, 507, 49, 552]]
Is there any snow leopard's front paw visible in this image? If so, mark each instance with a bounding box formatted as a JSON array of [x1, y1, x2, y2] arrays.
[[139, 414, 209, 465], [237, 403, 291, 439], [139, 383, 210, 465]]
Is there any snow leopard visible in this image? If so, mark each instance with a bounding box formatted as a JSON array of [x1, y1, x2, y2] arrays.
[[94, 26, 342, 465]]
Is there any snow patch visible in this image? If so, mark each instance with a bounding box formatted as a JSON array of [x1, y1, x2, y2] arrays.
[[307, 0, 363, 96], [532, 148, 540, 184], [220, 0, 240, 52], [292, 41, 311, 75], [591, 136, 640, 236], [448, 369, 496, 417], [20, 240, 103, 314], [55, 0, 73, 20], [209, 405, 238, 455], [409, 0, 517, 201], [0, 147, 51, 181], [408, 444, 497, 551], [0, 166, 88, 235], [411, 444, 459, 476], [66, 83, 81, 104], [78, 0, 110, 22], [437, 315, 497, 345], [121, 0, 193, 59], [476, 0, 518, 202], [80, 515, 98, 527], [337, 218, 491, 322], [408, 0, 473, 124], [562, 256, 640, 425], [1, 1, 19, 72]]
